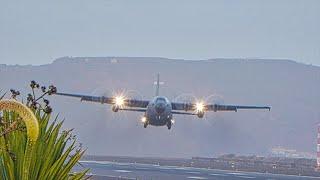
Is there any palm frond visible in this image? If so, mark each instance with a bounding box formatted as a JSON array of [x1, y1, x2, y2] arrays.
[[0, 105, 89, 179], [0, 91, 6, 100]]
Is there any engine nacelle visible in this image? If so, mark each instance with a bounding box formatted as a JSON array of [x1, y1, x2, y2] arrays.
[[197, 111, 204, 118], [112, 105, 119, 112]]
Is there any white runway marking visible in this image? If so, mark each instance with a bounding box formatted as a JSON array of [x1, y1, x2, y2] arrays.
[[187, 176, 208, 179], [135, 167, 149, 170], [237, 176, 256, 179], [228, 172, 247, 176], [210, 173, 227, 177], [186, 171, 201, 174], [114, 170, 132, 173]]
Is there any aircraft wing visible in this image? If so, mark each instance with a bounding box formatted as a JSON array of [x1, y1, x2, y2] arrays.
[[171, 102, 270, 112], [55, 92, 149, 108], [206, 104, 271, 112]]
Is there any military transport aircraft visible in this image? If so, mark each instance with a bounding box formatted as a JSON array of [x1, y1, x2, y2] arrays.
[[55, 74, 271, 130]]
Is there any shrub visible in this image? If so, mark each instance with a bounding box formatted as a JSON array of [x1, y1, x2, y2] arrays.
[[0, 82, 89, 180]]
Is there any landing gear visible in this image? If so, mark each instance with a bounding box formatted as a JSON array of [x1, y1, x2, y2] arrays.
[[112, 105, 119, 112], [142, 116, 148, 128], [144, 122, 148, 128], [167, 121, 172, 130], [197, 111, 204, 118]]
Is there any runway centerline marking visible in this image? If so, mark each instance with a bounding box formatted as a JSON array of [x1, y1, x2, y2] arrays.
[[114, 170, 132, 173], [187, 176, 208, 179], [186, 171, 201, 174], [237, 176, 256, 179], [210, 173, 227, 177], [228, 172, 247, 176]]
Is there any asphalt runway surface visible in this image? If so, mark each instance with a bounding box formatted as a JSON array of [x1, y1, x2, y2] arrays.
[[76, 161, 319, 180]]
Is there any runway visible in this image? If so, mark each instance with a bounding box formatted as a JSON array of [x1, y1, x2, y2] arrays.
[[75, 161, 319, 180]]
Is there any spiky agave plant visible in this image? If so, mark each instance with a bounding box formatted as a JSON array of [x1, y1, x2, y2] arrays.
[[0, 82, 89, 180]]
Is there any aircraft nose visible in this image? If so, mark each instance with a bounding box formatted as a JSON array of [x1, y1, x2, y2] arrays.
[[155, 103, 166, 114]]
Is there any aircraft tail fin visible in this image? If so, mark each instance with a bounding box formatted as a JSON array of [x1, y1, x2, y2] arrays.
[[155, 73, 160, 96]]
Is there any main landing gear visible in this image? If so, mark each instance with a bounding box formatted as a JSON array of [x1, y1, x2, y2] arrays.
[[141, 116, 148, 128], [144, 122, 148, 128], [167, 121, 172, 130]]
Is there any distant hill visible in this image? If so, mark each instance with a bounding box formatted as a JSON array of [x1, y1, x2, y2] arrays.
[[0, 57, 319, 158]]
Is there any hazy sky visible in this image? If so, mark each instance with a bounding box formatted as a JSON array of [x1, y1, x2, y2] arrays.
[[1, 0, 319, 65]]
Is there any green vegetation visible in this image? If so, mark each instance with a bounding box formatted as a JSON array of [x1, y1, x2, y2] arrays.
[[0, 82, 89, 180]]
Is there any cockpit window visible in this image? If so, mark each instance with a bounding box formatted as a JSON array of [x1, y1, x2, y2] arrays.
[[156, 97, 166, 103]]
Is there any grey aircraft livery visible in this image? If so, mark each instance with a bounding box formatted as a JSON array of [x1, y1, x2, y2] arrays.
[[55, 74, 271, 130]]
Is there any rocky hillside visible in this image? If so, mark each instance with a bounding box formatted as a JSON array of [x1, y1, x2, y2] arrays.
[[0, 57, 319, 158]]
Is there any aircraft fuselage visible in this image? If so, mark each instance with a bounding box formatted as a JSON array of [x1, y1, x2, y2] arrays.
[[145, 96, 173, 128]]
